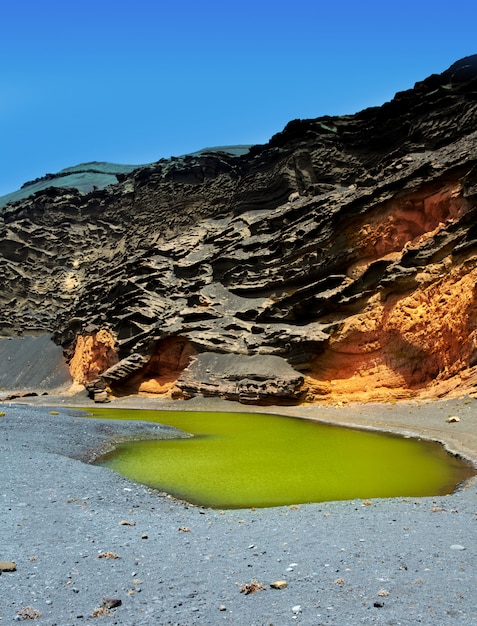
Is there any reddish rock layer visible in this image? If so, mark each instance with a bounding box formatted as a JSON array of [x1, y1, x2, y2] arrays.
[[68, 330, 118, 386], [307, 258, 477, 402]]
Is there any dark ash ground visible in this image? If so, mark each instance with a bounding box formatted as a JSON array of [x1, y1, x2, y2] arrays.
[[1, 402, 476, 625]]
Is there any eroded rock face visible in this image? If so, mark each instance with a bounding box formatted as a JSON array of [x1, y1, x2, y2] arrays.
[[177, 353, 307, 404], [68, 330, 118, 386], [104, 336, 197, 396], [307, 260, 477, 401], [3, 56, 477, 403]]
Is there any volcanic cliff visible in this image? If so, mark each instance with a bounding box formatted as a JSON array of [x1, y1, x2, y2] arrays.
[[2, 55, 477, 404]]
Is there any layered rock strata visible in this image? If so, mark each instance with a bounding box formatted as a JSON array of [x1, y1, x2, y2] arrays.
[[2, 56, 477, 403]]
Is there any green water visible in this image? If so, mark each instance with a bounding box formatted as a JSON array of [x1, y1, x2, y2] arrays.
[[83, 408, 474, 509]]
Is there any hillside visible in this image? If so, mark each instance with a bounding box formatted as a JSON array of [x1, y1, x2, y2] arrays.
[[2, 56, 477, 403]]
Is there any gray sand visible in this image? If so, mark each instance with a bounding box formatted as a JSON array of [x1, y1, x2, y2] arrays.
[[0, 336, 71, 393], [1, 399, 477, 625]]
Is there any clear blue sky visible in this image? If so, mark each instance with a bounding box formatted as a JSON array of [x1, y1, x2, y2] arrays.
[[1, 0, 476, 197]]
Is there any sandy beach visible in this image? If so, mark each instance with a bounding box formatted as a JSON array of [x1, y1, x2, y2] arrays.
[[1, 392, 476, 625]]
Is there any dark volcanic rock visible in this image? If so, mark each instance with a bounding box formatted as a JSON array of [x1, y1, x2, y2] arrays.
[[176, 353, 307, 404], [3, 57, 477, 403]]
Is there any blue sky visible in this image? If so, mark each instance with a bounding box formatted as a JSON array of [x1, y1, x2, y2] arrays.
[[1, 0, 476, 197]]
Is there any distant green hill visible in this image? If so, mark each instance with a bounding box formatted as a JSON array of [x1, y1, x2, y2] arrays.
[[0, 146, 252, 209]]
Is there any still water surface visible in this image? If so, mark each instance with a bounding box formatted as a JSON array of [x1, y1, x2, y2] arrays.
[[83, 408, 474, 508]]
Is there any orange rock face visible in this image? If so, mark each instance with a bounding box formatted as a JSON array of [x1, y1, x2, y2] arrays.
[[69, 330, 118, 385], [308, 263, 477, 401], [307, 181, 477, 403], [347, 182, 466, 280]]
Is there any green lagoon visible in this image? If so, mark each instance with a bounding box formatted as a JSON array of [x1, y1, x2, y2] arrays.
[[83, 408, 475, 508]]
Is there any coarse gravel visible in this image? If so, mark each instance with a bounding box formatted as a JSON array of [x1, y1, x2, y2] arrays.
[[1, 401, 477, 625]]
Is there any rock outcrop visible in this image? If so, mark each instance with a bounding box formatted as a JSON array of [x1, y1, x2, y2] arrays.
[[2, 56, 477, 403]]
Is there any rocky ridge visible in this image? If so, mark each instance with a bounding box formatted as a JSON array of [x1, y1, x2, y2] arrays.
[[2, 56, 477, 403]]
